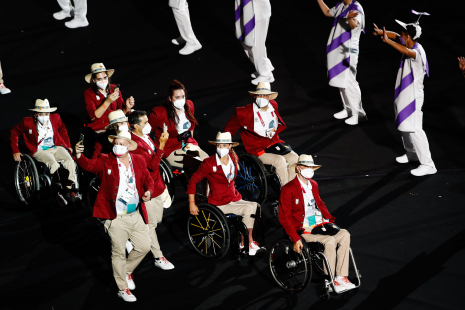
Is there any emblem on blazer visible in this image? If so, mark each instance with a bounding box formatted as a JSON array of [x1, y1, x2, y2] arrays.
[[244, 126, 247, 130], [213, 166, 217, 172], [107, 169, 112, 175], [29, 129, 32, 134], [96, 95, 100, 100], [148, 150, 151, 154], [295, 199, 299, 204]]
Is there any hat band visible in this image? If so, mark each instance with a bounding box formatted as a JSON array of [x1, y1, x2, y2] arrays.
[[35, 105, 50, 109], [91, 68, 106, 74], [214, 139, 232, 143], [256, 88, 272, 92], [298, 161, 315, 165], [109, 116, 127, 124]]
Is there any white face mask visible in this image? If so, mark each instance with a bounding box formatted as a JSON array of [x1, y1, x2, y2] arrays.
[[255, 97, 269, 108], [299, 167, 314, 180], [37, 115, 49, 125], [118, 124, 129, 132], [173, 99, 185, 110], [142, 123, 152, 135], [216, 147, 229, 158], [113, 144, 129, 157], [95, 80, 108, 90]]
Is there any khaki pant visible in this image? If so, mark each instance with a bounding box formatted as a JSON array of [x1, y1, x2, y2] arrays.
[[216, 200, 257, 229], [258, 151, 298, 185], [0, 60, 4, 84], [33, 146, 76, 183], [166, 147, 209, 169], [144, 193, 164, 258], [104, 212, 151, 290], [301, 229, 351, 277]]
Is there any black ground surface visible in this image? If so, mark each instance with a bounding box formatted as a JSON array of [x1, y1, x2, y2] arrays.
[[1, 0, 464, 309]]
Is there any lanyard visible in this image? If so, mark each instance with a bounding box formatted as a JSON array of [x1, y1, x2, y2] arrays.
[[119, 156, 136, 189], [37, 124, 51, 145], [256, 111, 275, 128]]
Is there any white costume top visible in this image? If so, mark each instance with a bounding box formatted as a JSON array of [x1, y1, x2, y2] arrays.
[[216, 154, 235, 183], [253, 103, 278, 138], [37, 121, 55, 151], [115, 155, 139, 215]]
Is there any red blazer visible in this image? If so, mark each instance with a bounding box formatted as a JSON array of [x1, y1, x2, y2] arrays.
[[76, 153, 155, 222], [148, 100, 198, 157], [223, 100, 287, 156], [10, 114, 71, 155], [84, 84, 125, 132], [130, 132, 166, 198], [187, 152, 241, 206], [279, 177, 336, 243]]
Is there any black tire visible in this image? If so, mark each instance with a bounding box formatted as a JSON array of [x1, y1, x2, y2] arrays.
[[236, 154, 268, 206], [269, 239, 312, 292], [160, 158, 175, 202], [86, 176, 100, 214], [14, 155, 40, 205], [187, 203, 231, 259]]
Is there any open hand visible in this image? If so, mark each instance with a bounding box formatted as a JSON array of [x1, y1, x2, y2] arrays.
[[347, 10, 359, 19], [458, 57, 465, 72], [373, 23, 382, 36], [381, 26, 388, 43], [142, 191, 151, 202]]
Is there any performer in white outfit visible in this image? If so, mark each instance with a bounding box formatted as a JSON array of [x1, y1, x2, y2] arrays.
[[169, 0, 202, 55], [374, 10, 436, 176], [235, 0, 274, 85], [53, 0, 88, 28], [317, 0, 367, 125]]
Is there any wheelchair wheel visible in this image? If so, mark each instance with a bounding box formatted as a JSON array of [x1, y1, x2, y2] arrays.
[[187, 203, 231, 259], [86, 176, 100, 213], [160, 159, 175, 202], [236, 154, 267, 206], [269, 239, 312, 292], [14, 155, 40, 205]]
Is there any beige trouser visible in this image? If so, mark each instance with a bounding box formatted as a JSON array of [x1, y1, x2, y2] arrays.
[[33, 147, 76, 183], [104, 212, 151, 290], [166, 147, 209, 168], [301, 229, 351, 277], [258, 151, 298, 185], [144, 193, 164, 258], [216, 200, 257, 229], [0, 60, 3, 84]]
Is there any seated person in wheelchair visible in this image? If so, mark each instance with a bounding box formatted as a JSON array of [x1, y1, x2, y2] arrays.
[[91, 110, 129, 159], [75, 131, 154, 302], [187, 132, 262, 255], [223, 82, 298, 186], [128, 110, 175, 270], [10, 99, 80, 203], [278, 154, 355, 292]]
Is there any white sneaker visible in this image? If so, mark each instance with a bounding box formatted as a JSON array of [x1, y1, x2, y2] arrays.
[[172, 36, 186, 46], [344, 115, 358, 125], [333, 110, 348, 119], [154, 257, 175, 270], [251, 75, 275, 85], [179, 43, 202, 55], [248, 241, 264, 256], [53, 10, 72, 20], [336, 276, 356, 290], [65, 17, 89, 29], [0, 83, 11, 95], [327, 278, 346, 293], [396, 154, 409, 163], [410, 165, 437, 177], [126, 274, 135, 290], [251, 72, 258, 79], [118, 289, 136, 302]]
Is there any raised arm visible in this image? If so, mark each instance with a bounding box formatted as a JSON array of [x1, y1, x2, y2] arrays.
[[380, 27, 417, 58], [316, 0, 332, 17], [75, 141, 105, 174], [373, 23, 399, 39]]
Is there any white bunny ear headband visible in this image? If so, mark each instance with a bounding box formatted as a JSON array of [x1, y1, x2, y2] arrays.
[[395, 10, 430, 40]]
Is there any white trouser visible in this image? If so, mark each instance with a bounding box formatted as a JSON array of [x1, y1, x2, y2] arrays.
[[400, 97, 435, 168], [57, 0, 87, 20], [338, 54, 364, 116], [241, 17, 274, 80], [172, 0, 199, 46]]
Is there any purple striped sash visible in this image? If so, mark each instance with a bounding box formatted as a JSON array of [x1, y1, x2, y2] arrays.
[[235, 0, 255, 42], [396, 99, 416, 128], [328, 57, 351, 80], [394, 70, 414, 100]]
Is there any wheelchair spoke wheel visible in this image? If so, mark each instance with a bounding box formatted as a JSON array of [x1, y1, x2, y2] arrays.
[[235, 154, 267, 205], [160, 159, 175, 202], [270, 239, 311, 292], [14, 155, 40, 205], [187, 204, 230, 259]]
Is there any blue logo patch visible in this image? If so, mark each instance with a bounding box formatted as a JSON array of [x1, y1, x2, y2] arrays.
[[183, 122, 189, 129]]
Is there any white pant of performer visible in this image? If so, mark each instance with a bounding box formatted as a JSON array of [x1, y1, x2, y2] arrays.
[[171, 0, 200, 46], [400, 97, 435, 168], [241, 17, 274, 82], [338, 54, 365, 116], [57, 0, 87, 20]]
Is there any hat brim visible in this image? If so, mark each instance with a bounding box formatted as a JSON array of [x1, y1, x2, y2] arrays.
[[105, 116, 128, 130], [395, 19, 408, 30], [29, 107, 57, 112], [85, 69, 115, 83], [248, 91, 278, 100], [108, 134, 138, 151], [208, 141, 240, 147], [290, 163, 321, 170]]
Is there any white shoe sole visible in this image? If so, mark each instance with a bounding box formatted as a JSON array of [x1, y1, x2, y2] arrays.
[[0, 90, 11, 95], [117, 294, 136, 302], [179, 44, 202, 55], [411, 168, 437, 176], [65, 20, 89, 28]]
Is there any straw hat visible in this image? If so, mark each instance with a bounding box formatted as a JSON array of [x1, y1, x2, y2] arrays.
[[108, 130, 138, 151], [85, 63, 115, 83], [290, 154, 321, 170], [208, 132, 239, 147], [184, 143, 201, 152], [29, 99, 57, 113], [248, 82, 278, 100], [105, 110, 128, 129]]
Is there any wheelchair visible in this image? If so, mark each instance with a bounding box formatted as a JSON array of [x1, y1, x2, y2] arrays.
[[269, 231, 361, 300], [187, 203, 265, 261], [235, 153, 282, 208], [14, 154, 80, 205]]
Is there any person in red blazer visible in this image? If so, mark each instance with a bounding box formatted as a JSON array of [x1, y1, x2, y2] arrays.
[[10, 99, 79, 204], [128, 110, 175, 271], [224, 82, 298, 186], [279, 154, 355, 292], [92, 110, 129, 159], [83, 63, 135, 133], [148, 80, 208, 169], [187, 132, 263, 256], [75, 131, 154, 302]]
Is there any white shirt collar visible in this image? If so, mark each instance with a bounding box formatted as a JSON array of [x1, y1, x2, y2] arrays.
[[297, 176, 312, 191], [252, 102, 275, 114], [216, 154, 231, 166]]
